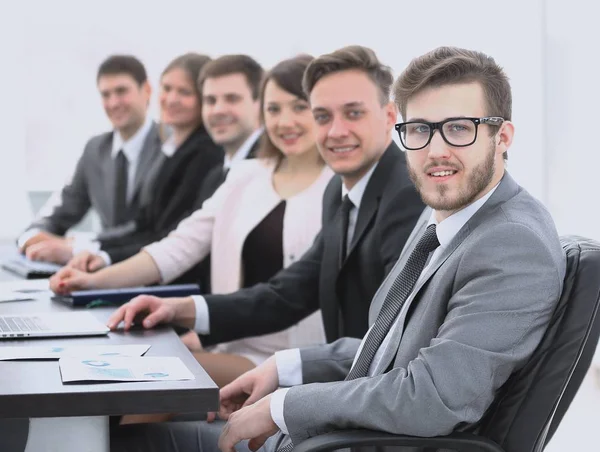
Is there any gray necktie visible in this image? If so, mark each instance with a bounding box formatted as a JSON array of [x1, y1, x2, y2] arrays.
[[345, 224, 439, 380], [113, 149, 129, 225]]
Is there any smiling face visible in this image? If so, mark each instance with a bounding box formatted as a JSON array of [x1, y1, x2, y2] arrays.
[[159, 67, 202, 129], [201, 73, 260, 153], [98, 73, 150, 138], [263, 79, 316, 158], [309, 69, 396, 188], [404, 82, 513, 221]]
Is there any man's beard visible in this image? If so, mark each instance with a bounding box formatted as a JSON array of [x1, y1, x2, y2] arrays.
[[408, 143, 496, 212]]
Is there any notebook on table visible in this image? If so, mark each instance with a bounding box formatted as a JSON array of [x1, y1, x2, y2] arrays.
[[52, 284, 202, 307], [1, 254, 62, 279], [0, 312, 109, 339]]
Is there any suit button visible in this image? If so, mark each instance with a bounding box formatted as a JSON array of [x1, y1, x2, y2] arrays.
[[289, 254, 295, 261]]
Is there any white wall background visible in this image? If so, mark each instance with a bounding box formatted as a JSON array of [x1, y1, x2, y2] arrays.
[[22, 0, 545, 203], [0, 5, 31, 237]]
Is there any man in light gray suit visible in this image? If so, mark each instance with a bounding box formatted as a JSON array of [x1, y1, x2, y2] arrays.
[[110, 46, 565, 452], [18, 55, 161, 265]]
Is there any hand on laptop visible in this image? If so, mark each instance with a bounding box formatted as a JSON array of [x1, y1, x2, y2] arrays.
[[49, 266, 97, 295], [20, 230, 60, 252], [69, 251, 107, 272], [106, 295, 196, 331], [25, 239, 73, 265]]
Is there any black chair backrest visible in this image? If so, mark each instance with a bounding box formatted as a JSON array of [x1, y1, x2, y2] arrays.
[[476, 236, 600, 452]]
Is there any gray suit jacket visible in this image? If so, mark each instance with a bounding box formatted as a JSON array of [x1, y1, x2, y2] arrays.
[[26, 123, 161, 235], [282, 172, 566, 445]]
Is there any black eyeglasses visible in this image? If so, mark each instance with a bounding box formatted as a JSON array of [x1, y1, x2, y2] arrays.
[[394, 117, 504, 151]]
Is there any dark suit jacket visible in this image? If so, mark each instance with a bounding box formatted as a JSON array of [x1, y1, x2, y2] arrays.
[[97, 125, 224, 263], [25, 123, 161, 236], [200, 141, 425, 345]]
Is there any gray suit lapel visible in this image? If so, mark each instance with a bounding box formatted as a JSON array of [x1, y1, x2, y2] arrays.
[[370, 172, 521, 375], [130, 123, 161, 203]]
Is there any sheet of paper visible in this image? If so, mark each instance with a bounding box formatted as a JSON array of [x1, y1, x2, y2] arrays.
[[59, 356, 195, 383], [0, 279, 51, 303], [0, 344, 151, 360]]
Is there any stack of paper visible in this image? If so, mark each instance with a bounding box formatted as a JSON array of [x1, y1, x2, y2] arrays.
[[59, 356, 195, 382]]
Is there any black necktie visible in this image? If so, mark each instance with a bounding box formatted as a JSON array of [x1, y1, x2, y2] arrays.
[[339, 195, 354, 266], [345, 224, 440, 380], [113, 149, 129, 225]]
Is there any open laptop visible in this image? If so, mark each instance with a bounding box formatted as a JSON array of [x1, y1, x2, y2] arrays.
[[0, 312, 109, 339]]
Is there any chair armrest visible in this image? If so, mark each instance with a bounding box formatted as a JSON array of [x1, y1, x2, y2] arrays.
[[292, 429, 504, 452]]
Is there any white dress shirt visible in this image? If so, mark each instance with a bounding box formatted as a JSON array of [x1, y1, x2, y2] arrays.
[[18, 117, 154, 250], [270, 182, 500, 434], [223, 128, 262, 170]]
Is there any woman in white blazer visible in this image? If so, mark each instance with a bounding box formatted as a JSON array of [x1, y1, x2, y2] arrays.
[[50, 55, 334, 386]]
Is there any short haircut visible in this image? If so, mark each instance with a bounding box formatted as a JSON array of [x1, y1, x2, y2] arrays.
[[302, 45, 394, 105], [257, 55, 314, 160], [394, 46, 512, 124], [97, 55, 147, 86], [394, 47, 511, 159], [162, 52, 212, 101], [197, 54, 264, 99]]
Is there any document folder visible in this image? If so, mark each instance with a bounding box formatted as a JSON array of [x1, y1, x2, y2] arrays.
[[53, 284, 201, 307]]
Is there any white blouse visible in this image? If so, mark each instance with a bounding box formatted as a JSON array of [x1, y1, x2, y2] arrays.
[[144, 159, 334, 364]]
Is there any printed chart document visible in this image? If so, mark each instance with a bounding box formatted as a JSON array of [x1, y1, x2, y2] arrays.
[[0, 279, 51, 303], [0, 344, 151, 360], [59, 356, 195, 382]]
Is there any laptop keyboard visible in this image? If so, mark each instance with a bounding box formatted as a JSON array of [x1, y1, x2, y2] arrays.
[[0, 316, 49, 333]]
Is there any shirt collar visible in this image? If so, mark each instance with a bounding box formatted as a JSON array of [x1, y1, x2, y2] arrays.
[[341, 161, 379, 210], [161, 133, 177, 157], [427, 182, 501, 249], [224, 128, 263, 169], [111, 116, 154, 162]]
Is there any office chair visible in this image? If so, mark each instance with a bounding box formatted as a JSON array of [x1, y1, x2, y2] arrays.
[[294, 236, 600, 452]]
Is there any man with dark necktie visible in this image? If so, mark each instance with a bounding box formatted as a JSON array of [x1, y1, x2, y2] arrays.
[[109, 46, 565, 452], [18, 55, 160, 266], [195, 55, 265, 205]]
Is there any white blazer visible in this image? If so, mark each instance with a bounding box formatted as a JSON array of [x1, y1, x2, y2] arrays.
[[145, 159, 334, 364]]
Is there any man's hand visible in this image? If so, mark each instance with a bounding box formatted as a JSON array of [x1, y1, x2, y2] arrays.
[[106, 296, 195, 331], [20, 231, 59, 252], [69, 251, 107, 272], [25, 239, 73, 265], [49, 266, 97, 295], [218, 395, 279, 452], [209, 356, 279, 423]]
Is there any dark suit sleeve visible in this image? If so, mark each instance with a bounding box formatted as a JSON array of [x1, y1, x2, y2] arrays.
[[199, 232, 324, 346], [27, 143, 93, 236], [379, 184, 425, 275]]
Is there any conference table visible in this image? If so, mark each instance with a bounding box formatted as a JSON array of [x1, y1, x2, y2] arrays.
[[0, 244, 219, 452]]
